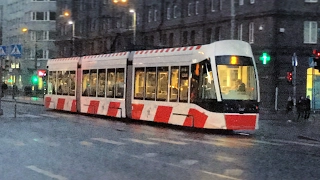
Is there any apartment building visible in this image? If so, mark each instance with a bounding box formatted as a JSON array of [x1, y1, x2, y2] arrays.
[[1, 0, 56, 91], [55, 0, 320, 111]]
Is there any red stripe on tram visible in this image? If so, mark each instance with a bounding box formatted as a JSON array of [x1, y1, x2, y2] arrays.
[[183, 108, 208, 128], [44, 97, 51, 108], [154, 106, 173, 123], [87, 100, 100, 114], [107, 102, 121, 117], [131, 104, 144, 120], [71, 100, 77, 112], [56, 98, 65, 110], [225, 114, 256, 130]]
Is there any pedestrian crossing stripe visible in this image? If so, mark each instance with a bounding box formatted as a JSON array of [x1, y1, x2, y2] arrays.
[[11, 45, 21, 55], [0, 46, 6, 56]]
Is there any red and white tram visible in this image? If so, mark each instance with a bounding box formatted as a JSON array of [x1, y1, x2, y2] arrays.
[[44, 40, 260, 130]]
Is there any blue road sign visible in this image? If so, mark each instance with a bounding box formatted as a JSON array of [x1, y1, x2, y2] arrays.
[[0, 46, 6, 57], [10, 44, 22, 58]]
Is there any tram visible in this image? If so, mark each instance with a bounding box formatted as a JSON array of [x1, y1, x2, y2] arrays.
[[44, 40, 260, 130]]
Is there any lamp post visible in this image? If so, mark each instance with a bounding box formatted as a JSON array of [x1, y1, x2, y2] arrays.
[[68, 20, 75, 56], [129, 9, 136, 45]]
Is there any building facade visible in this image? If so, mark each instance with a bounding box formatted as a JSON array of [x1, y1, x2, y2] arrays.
[[55, 0, 320, 111], [1, 0, 56, 91]]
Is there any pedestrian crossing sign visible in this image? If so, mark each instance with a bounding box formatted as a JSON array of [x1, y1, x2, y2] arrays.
[[10, 44, 22, 58], [0, 46, 6, 57]]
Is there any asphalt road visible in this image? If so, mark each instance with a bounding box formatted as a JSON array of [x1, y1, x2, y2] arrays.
[[0, 101, 320, 180]]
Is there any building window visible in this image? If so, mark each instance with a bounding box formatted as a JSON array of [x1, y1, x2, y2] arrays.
[[249, 22, 254, 44], [305, 0, 318, 2], [206, 28, 212, 44], [31, 11, 54, 21], [167, 6, 171, 20], [239, 0, 244, 5], [211, 0, 215, 12], [191, 30, 196, 45], [154, 9, 158, 21], [148, 10, 152, 22], [183, 31, 188, 45], [188, 3, 192, 16], [173, 5, 178, 18], [238, 24, 243, 40], [195, 1, 199, 15], [215, 27, 221, 41], [250, 0, 255, 4], [304, 21, 317, 44]]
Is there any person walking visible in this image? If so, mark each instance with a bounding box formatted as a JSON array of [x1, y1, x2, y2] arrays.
[[286, 96, 293, 114], [297, 96, 306, 121], [304, 95, 311, 120]]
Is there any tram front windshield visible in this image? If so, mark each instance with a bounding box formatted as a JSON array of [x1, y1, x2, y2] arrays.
[[216, 55, 257, 100]]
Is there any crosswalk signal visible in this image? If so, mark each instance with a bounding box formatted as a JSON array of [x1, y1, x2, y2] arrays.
[[313, 49, 320, 70], [286, 71, 292, 84]]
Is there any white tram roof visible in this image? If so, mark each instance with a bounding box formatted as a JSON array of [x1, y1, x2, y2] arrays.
[[82, 52, 129, 69], [133, 40, 253, 66], [47, 57, 80, 71]]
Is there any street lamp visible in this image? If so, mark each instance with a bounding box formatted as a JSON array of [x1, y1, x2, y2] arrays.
[[68, 20, 75, 56], [129, 9, 136, 45]]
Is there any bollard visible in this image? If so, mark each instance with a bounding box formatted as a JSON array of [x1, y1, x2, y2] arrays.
[[14, 99, 17, 118]]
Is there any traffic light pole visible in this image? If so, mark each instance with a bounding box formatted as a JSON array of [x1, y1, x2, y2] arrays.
[[0, 57, 3, 115], [292, 53, 297, 112]]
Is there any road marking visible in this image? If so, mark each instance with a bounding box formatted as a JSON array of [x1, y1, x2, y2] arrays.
[[125, 152, 241, 180], [124, 138, 158, 145], [18, 114, 40, 118], [1, 138, 25, 146], [80, 141, 93, 146], [271, 139, 320, 147], [148, 138, 187, 145], [91, 138, 125, 145], [40, 114, 57, 118], [33, 138, 60, 147], [180, 159, 198, 165], [26, 165, 68, 180], [201, 170, 242, 180]]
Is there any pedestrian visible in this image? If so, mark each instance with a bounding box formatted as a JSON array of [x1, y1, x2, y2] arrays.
[[304, 95, 311, 120], [1, 81, 8, 97], [286, 96, 293, 113], [297, 96, 306, 120]]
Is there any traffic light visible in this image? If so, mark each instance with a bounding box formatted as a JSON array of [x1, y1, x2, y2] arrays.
[[286, 71, 292, 84], [313, 49, 320, 70], [259, 52, 271, 65], [31, 75, 38, 85]]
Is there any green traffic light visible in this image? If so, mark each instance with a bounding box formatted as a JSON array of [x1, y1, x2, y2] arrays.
[[259, 52, 271, 65], [31, 75, 38, 84]]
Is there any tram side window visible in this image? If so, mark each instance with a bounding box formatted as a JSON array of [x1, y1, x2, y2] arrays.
[[57, 71, 68, 95], [115, 68, 125, 98], [146, 67, 156, 100], [190, 64, 200, 102], [89, 69, 97, 97], [198, 61, 216, 100], [106, 69, 115, 98], [97, 69, 106, 97], [134, 68, 145, 99], [69, 71, 76, 96], [170, 67, 179, 102], [48, 71, 56, 95], [180, 66, 189, 102], [157, 67, 168, 101], [82, 70, 90, 96]]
